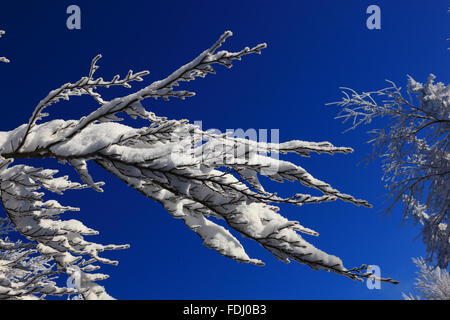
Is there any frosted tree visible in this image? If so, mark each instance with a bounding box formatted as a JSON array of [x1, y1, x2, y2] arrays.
[[0, 219, 79, 299], [330, 76, 449, 269], [0, 29, 398, 300], [403, 258, 450, 300]]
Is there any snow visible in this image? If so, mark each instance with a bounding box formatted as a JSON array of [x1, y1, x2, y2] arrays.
[[332, 75, 449, 269], [0, 30, 393, 300], [403, 258, 450, 300]]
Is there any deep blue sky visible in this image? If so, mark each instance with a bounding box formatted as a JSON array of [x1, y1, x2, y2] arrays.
[[0, 1, 448, 300]]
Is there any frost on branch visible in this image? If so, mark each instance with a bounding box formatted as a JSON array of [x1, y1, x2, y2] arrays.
[[0, 219, 76, 299], [330, 75, 450, 268], [0, 31, 398, 299], [403, 258, 450, 300], [0, 157, 129, 299]]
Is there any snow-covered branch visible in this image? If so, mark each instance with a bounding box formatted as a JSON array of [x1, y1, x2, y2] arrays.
[[0, 156, 129, 299], [330, 75, 450, 268], [403, 258, 450, 300], [0, 219, 78, 299], [0, 31, 398, 299]]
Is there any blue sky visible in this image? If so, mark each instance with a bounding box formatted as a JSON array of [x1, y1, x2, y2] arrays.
[[0, 1, 448, 299]]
